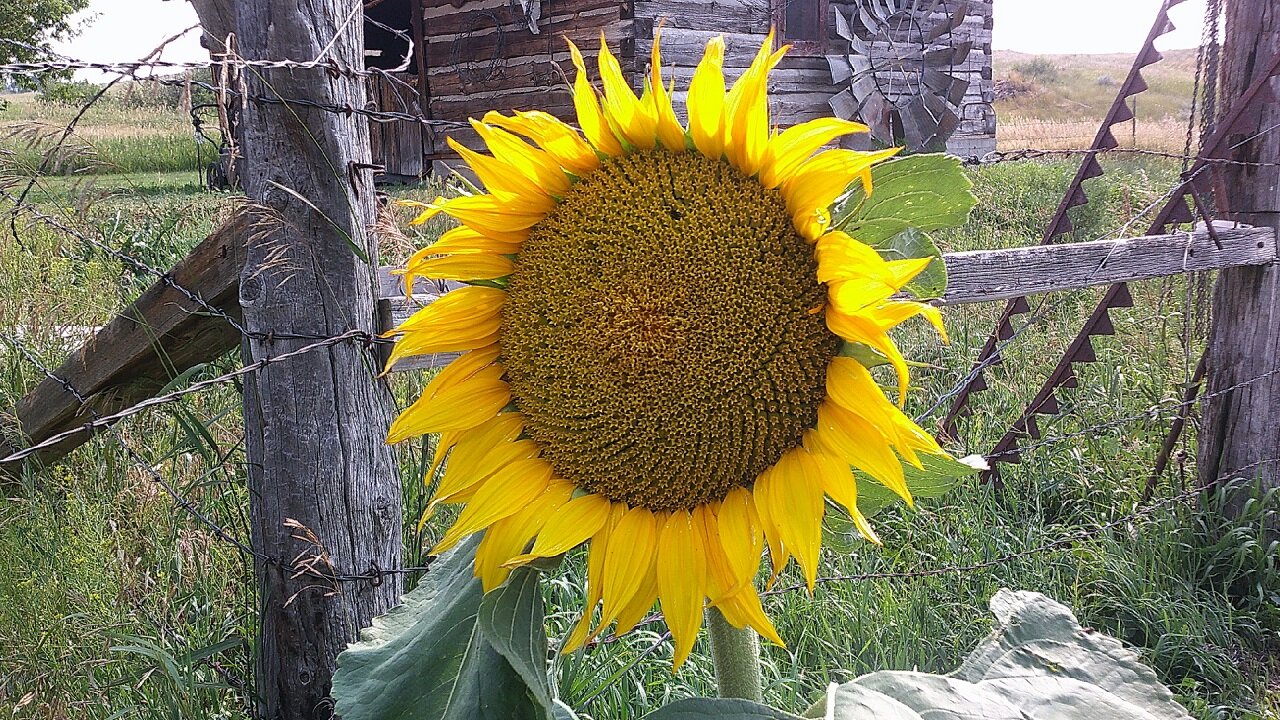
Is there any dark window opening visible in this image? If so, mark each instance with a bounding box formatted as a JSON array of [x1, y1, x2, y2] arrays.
[[773, 0, 828, 54], [365, 0, 415, 72]]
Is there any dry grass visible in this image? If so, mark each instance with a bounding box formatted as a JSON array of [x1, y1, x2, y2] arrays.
[[999, 116, 1192, 153]]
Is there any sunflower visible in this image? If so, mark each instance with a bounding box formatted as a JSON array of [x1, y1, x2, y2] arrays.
[[386, 31, 950, 669]]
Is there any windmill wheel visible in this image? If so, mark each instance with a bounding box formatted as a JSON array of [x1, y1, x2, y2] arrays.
[[829, 0, 973, 152]]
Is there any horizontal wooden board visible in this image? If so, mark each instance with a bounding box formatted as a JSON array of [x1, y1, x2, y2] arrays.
[[939, 225, 1277, 305], [373, 226, 1278, 372]]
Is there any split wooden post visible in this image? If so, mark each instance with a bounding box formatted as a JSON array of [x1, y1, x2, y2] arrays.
[[228, 0, 403, 716], [1198, 0, 1280, 498]]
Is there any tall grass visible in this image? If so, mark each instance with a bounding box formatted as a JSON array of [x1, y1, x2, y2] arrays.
[[2, 129, 1276, 718], [1, 92, 208, 176]]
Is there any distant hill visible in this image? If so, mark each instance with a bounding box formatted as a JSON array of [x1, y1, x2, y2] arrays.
[[992, 48, 1200, 123]]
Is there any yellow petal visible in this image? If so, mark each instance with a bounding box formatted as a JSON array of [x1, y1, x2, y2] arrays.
[[613, 552, 659, 636], [483, 109, 600, 176], [567, 39, 624, 156], [825, 306, 911, 402], [780, 147, 901, 240], [383, 287, 506, 367], [469, 120, 571, 196], [446, 135, 554, 202], [711, 583, 784, 648], [416, 193, 545, 243], [869, 300, 949, 343], [432, 427, 536, 509], [432, 457, 554, 554], [649, 29, 687, 151], [386, 365, 510, 442], [764, 447, 825, 591], [716, 487, 763, 592], [657, 510, 707, 669], [402, 253, 513, 282], [474, 481, 575, 591], [814, 401, 911, 506], [808, 448, 881, 545], [598, 507, 659, 631], [751, 468, 791, 586], [686, 36, 726, 159], [759, 117, 868, 189], [724, 30, 787, 176], [564, 504, 628, 652], [506, 493, 613, 565], [598, 35, 657, 150]]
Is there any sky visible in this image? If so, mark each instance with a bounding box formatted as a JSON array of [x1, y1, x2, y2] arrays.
[[46, 0, 1212, 74]]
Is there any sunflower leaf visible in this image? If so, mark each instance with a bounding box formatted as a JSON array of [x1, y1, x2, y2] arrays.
[[814, 590, 1193, 720], [830, 154, 975, 241], [855, 453, 986, 519], [874, 228, 947, 299], [829, 154, 974, 300], [641, 698, 803, 719], [331, 535, 542, 720], [478, 566, 561, 716]]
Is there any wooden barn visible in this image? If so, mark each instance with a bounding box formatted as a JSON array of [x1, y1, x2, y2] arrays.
[[361, 0, 995, 178]]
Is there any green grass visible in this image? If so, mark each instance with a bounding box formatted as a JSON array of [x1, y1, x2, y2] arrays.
[[1, 92, 208, 176], [3, 70, 1278, 718]]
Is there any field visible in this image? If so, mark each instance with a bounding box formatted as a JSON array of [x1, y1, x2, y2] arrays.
[[3, 52, 1280, 719]]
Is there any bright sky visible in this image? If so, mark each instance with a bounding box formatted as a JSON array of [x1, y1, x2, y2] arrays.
[[47, 0, 1211, 73]]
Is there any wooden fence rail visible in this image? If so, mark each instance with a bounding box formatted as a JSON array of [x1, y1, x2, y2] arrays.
[[2, 219, 1276, 473]]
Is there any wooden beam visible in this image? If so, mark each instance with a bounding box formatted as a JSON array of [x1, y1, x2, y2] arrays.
[[1, 213, 247, 472], [5, 223, 1275, 471], [936, 225, 1276, 306]]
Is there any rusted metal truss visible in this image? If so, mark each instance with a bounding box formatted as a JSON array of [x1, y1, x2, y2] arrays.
[[966, 19, 1280, 484]]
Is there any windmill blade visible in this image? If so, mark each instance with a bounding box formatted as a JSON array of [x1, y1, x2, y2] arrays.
[[828, 55, 853, 84], [860, 91, 896, 144], [925, 1, 968, 41], [833, 6, 854, 40], [828, 87, 860, 119], [859, 5, 885, 34]]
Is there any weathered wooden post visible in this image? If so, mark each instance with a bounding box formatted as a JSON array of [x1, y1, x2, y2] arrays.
[[196, 1, 403, 716], [1198, 0, 1280, 499]]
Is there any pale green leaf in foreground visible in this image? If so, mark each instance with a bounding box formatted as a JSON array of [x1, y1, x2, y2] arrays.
[[331, 535, 540, 720], [813, 590, 1193, 720]]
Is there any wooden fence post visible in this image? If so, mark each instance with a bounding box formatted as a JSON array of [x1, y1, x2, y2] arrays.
[[1198, 0, 1280, 499], [229, 1, 403, 716]]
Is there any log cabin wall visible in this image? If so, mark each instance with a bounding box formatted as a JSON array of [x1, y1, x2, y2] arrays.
[[633, 0, 994, 155], [420, 0, 637, 158]]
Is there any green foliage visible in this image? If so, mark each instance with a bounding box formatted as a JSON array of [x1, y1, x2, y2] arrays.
[[0, 0, 91, 89], [1011, 58, 1060, 84], [832, 154, 976, 299], [332, 537, 556, 720], [37, 79, 102, 107]]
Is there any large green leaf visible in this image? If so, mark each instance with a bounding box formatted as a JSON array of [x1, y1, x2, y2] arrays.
[[331, 536, 540, 720], [831, 154, 975, 242], [642, 698, 804, 719], [854, 453, 987, 519], [812, 590, 1193, 720], [829, 154, 975, 300], [478, 566, 568, 718]]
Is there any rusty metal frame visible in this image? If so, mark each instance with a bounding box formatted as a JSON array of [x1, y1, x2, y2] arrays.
[[977, 47, 1280, 485]]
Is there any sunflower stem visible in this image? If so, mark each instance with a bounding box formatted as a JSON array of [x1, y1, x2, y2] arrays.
[[706, 606, 763, 702]]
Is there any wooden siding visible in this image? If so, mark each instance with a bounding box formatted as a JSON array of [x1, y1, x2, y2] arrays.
[[420, 0, 633, 154], [634, 0, 995, 153], [367, 71, 427, 178]]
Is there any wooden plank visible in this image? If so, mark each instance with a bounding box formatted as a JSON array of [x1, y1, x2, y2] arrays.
[[14, 223, 1266, 467], [938, 226, 1276, 306], [2, 213, 248, 473], [372, 226, 1277, 372]]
